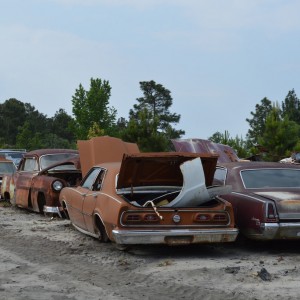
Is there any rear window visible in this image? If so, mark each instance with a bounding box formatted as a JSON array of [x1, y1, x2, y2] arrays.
[[241, 169, 300, 188]]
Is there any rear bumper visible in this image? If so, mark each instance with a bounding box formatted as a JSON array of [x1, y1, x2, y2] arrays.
[[112, 228, 239, 245], [248, 222, 300, 240]]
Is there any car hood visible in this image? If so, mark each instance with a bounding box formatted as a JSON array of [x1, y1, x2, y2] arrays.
[[116, 152, 218, 189], [78, 136, 140, 176], [171, 138, 240, 163], [255, 191, 300, 219]]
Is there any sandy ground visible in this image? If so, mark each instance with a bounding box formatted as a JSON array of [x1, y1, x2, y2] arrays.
[[1, 204, 300, 300]]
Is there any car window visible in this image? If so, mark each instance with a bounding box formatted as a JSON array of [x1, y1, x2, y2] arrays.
[[0, 162, 16, 174], [241, 168, 300, 188], [213, 167, 227, 185], [22, 158, 39, 171], [81, 168, 101, 190]]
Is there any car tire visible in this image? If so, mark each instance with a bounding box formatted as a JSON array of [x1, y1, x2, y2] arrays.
[[37, 193, 46, 214], [95, 215, 109, 242]]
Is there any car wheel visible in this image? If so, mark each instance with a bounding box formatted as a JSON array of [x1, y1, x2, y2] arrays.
[[37, 193, 46, 214], [61, 201, 69, 219], [95, 215, 109, 243]]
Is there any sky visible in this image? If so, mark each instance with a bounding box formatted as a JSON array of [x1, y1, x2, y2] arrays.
[[1, 0, 300, 140]]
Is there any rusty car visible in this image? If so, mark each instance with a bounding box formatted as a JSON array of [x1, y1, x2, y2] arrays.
[[1, 149, 82, 215], [171, 138, 300, 240], [212, 161, 300, 240], [0, 158, 16, 197], [59, 136, 238, 247]]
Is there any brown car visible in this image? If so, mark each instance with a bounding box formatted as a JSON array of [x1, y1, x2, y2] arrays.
[[1, 149, 82, 215], [59, 137, 238, 247]]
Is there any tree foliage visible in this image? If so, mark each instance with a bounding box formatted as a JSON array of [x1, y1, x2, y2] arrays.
[[122, 108, 169, 152], [246, 97, 272, 145], [259, 104, 300, 161], [123, 80, 184, 151], [281, 89, 300, 123], [71, 78, 117, 140]]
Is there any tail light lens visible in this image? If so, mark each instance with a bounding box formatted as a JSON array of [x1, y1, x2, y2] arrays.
[[195, 214, 211, 222], [266, 202, 278, 222], [195, 213, 228, 223], [122, 213, 160, 224], [125, 214, 141, 222], [213, 214, 227, 221]]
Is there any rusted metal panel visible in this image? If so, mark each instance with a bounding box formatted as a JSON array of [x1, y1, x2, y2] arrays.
[[77, 136, 140, 177], [171, 138, 240, 163]]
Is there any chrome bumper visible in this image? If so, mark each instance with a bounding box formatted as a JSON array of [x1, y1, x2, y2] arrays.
[[43, 206, 62, 218], [112, 228, 239, 245], [249, 222, 300, 240]]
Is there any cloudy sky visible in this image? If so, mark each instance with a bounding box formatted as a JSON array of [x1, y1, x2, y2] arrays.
[[1, 0, 299, 139]]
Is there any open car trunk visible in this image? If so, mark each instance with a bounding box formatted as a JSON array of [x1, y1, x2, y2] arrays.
[[116, 152, 226, 207]]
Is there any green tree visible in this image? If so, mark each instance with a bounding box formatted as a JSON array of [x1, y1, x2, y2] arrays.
[[71, 78, 117, 139], [281, 89, 300, 123], [259, 104, 300, 161], [123, 80, 184, 151], [129, 80, 185, 139], [246, 97, 272, 145], [0, 98, 26, 146], [49, 108, 75, 142], [122, 108, 169, 152]]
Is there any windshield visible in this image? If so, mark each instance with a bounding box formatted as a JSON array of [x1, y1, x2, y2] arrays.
[[40, 153, 78, 169], [0, 162, 16, 174], [241, 168, 300, 188]]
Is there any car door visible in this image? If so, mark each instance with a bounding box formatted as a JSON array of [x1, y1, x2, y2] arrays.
[[82, 168, 106, 233], [70, 167, 102, 231], [14, 157, 39, 208]]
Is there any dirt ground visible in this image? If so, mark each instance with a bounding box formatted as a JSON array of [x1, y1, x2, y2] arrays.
[[1, 204, 300, 300]]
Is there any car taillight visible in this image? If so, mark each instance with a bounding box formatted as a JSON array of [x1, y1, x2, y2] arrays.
[[122, 213, 160, 224], [213, 214, 227, 221], [144, 214, 159, 222], [125, 214, 141, 221], [195, 214, 211, 222], [266, 202, 278, 222]]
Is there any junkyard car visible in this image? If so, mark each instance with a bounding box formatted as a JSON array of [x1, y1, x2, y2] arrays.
[[213, 161, 300, 240], [0, 158, 16, 196], [60, 150, 238, 247], [1, 149, 82, 215]]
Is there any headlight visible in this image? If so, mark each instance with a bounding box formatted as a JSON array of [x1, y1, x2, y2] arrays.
[[52, 180, 64, 191]]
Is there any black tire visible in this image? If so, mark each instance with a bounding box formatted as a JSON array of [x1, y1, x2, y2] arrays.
[[95, 215, 109, 242], [37, 193, 46, 214]]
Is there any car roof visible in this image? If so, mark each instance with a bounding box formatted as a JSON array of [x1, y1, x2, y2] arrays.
[[217, 161, 300, 170], [25, 149, 78, 157]]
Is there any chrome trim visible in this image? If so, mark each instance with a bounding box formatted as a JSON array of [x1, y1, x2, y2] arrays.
[[112, 228, 239, 245], [72, 223, 99, 239], [43, 206, 62, 218], [248, 222, 300, 240]]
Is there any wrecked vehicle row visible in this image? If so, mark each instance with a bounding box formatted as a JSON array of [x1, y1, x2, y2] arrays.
[[3, 136, 300, 249]]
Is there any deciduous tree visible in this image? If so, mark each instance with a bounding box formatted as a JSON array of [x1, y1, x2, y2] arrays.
[[71, 78, 117, 139]]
